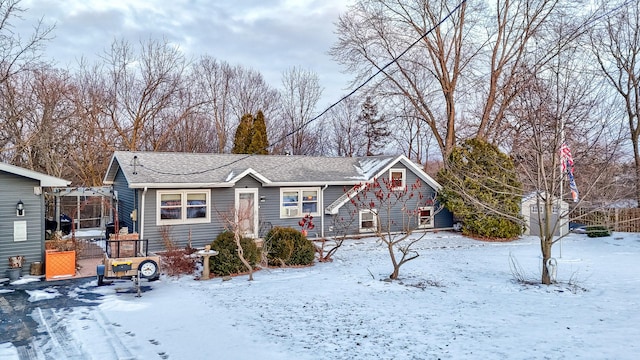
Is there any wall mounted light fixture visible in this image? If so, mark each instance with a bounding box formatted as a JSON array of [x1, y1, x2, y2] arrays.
[[16, 200, 24, 216]]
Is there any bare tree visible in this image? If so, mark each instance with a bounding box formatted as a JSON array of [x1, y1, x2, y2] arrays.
[[331, 1, 590, 161], [590, 0, 640, 207], [331, 0, 470, 158], [509, 48, 624, 284], [0, 0, 54, 85], [389, 96, 437, 169], [191, 56, 235, 153], [348, 177, 441, 280], [100, 38, 189, 151], [279, 66, 323, 155], [0, 66, 77, 179], [324, 96, 366, 156], [67, 60, 121, 185], [474, 0, 562, 142]]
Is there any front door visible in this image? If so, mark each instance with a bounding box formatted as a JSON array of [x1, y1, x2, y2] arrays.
[[235, 189, 259, 238]]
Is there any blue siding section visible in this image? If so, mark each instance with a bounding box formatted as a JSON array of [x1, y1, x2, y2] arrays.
[[323, 163, 453, 237], [112, 168, 135, 233], [0, 171, 45, 275]]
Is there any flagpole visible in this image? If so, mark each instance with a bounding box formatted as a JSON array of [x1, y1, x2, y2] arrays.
[[559, 118, 564, 259]]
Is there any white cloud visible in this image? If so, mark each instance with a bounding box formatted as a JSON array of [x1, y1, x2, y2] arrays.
[[18, 0, 353, 105]]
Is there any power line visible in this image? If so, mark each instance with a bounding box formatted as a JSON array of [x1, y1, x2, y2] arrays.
[[142, 0, 468, 176]]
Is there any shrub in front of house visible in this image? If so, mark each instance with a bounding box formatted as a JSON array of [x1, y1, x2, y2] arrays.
[[586, 225, 612, 237], [264, 226, 315, 266], [210, 232, 260, 276]]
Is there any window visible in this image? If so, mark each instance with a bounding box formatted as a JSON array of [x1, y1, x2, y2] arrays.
[[280, 188, 320, 218], [359, 209, 377, 232], [389, 169, 406, 190], [157, 190, 210, 225], [418, 206, 434, 228]]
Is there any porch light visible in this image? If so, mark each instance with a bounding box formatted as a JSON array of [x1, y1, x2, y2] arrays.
[[16, 200, 24, 216]]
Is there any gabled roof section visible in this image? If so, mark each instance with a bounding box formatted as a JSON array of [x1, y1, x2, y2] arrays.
[[380, 155, 441, 191], [0, 162, 71, 187], [325, 155, 441, 215], [102, 151, 400, 189], [225, 168, 272, 185]]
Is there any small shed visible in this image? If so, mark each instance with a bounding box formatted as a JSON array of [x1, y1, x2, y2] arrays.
[[0, 162, 71, 278], [521, 191, 569, 236]]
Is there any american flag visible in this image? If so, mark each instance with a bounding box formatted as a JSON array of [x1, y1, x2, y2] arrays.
[[560, 142, 579, 202], [560, 142, 574, 173]]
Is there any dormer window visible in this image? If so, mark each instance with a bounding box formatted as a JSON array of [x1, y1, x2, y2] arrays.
[[389, 169, 405, 190]]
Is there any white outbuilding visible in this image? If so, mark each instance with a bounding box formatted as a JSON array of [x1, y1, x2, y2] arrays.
[[521, 191, 569, 236]]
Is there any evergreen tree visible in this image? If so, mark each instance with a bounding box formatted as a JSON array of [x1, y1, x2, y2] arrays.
[[232, 113, 253, 154], [437, 138, 523, 239], [248, 110, 269, 154], [358, 96, 390, 156]]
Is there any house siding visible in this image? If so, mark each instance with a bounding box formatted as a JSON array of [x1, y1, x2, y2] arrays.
[[107, 156, 453, 253], [113, 168, 136, 233], [0, 171, 45, 276], [324, 164, 452, 237]]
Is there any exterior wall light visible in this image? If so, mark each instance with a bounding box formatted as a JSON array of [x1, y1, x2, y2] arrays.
[[16, 200, 25, 216]]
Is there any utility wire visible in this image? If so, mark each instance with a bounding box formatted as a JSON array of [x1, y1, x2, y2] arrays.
[[142, 0, 468, 176], [143, 0, 629, 177], [140, 0, 466, 176]]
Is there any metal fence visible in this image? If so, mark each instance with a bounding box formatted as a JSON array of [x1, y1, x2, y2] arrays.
[[76, 239, 106, 259], [572, 207, 640, 233]]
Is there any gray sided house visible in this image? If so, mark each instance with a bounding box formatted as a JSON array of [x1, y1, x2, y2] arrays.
[[103, 151, 453, 252], [0, 162, 71, 276]]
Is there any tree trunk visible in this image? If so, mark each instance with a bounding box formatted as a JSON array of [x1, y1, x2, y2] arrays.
[[235, 233, 253, 281], [541, 236, 552, 285], [633, 133, 640, 208], [387, 241, 399, 280]]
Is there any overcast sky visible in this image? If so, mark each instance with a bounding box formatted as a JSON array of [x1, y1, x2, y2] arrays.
[[18, 0, 354, 107]]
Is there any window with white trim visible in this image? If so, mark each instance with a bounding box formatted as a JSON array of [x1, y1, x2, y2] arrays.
[[280, 188, 320, 218], [359, 209, 377, 232], [418, 206, 434, 228], [389, 168, 406, 190], [157, 190, 210, 225]]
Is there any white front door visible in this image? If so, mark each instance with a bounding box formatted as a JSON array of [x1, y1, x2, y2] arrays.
[[235, 189, 259, 238]]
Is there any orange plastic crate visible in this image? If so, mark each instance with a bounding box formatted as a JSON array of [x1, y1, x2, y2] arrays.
[[45, 250, 76, 280]]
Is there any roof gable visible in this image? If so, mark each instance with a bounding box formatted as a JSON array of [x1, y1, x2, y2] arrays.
[[324, 155, 441, 215]]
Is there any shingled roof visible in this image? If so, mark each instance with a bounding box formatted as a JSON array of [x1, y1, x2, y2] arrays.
[[103, 151, 430, 189]]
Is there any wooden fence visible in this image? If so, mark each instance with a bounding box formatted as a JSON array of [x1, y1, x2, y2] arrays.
[[572, 207, 640, 233]]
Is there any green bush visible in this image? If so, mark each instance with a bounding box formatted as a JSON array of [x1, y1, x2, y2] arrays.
[[264, 226, 315, 266], [586, 225, 611, 238], [437, 138, 523, 240], [209, 231, 260, 276], [464, 216, 522, 239]]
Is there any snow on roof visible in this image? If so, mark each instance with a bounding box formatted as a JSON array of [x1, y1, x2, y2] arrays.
[[350, 158, 390, 180]]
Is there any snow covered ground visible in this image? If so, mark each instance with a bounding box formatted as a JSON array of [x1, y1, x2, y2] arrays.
[[1, 231, 639, 359]]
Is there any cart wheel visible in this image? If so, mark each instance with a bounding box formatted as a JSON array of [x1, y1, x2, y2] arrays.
[[138, 260, 159, 279], [97, 274, 104, 286]]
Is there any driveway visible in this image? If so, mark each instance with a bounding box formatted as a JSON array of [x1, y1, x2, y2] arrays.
[[0, 277, 147, 359]]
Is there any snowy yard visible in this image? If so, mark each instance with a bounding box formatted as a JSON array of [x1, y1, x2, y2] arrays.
[[2, 231, 639, 359]]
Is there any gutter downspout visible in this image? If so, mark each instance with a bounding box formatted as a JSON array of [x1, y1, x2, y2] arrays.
[[321, 184, 328, 239], [140, 187, 148, 239]]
